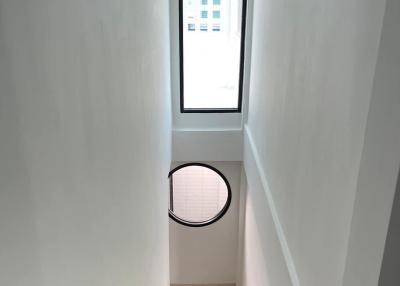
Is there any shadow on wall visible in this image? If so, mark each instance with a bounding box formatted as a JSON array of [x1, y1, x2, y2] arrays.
[[378, 167, 400, 286]]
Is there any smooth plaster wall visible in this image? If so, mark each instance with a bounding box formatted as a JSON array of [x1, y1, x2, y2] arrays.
[[241, 141, 293, 286], [0, 1, 172, 285], [172, 129, 243, 162], [169, 162, 241, 285], [241, 0, 388, 286], [342, 0, 400, 285]]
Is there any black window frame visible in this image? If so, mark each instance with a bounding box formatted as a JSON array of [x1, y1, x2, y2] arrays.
[[168, 162, 232, 227], [179, 0, 248, 113]]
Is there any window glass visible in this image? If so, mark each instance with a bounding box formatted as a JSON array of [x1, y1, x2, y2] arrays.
[[180, 0, 246, 111], [212, 23, 221, 31], [169, 164, 231, 227], [213, 10, 221, 18], [188, 23, 196, 31], [200, 23, 208, 31]]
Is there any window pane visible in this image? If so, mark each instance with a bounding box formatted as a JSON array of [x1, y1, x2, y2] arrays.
[[213, 10, 221, 18], [201, 0, 208, 5], [181, 0, 245, 110], [212, 23, 220, 31], [170, 165, 229, 223], [200, 23, 208, 31]]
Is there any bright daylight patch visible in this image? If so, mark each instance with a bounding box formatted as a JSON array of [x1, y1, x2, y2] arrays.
[[181, 0, 245, 110]]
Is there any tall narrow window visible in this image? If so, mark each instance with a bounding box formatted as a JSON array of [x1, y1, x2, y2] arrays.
[[179, 0, 247, 112]]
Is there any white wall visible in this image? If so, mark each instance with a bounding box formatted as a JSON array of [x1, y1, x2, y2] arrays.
[[0, 1, 172, 285], [169, 162, 241, 285], [342, 0, 400, 285], [240, 0, 392, 286], [172, 129, 243, 162], [241, 141, 293, 286]]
